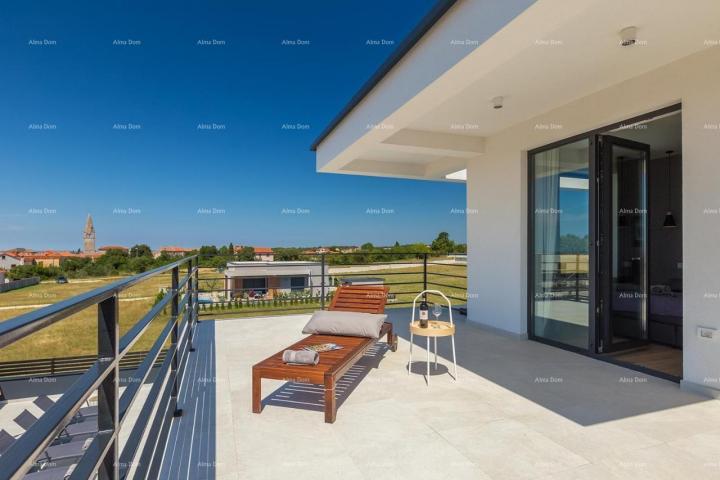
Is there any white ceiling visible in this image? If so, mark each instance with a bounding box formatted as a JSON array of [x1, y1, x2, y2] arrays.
[[410, 1, 717, 138], [318, 0, 719, 181]]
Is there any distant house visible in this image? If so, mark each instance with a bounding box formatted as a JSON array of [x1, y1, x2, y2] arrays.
[[0, 253, 24, 270], [154, 246, 193, 258], [301, 247, 330, 255], [252, 247, 274, 262], [20, 250, 101, 267], [223, 261, 322, 300]]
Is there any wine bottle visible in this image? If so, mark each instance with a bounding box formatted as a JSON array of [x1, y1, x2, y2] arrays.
[[419, 299, 429, 328]]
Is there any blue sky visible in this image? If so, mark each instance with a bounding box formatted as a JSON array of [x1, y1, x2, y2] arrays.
[[0, 0, 466, 250]]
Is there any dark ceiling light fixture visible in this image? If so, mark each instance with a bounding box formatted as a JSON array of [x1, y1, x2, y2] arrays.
[[620, 26, 637, 47], [664, 150, 678, 228]]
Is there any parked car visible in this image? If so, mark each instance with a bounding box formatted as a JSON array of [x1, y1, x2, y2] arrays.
[[56, 276, 68, 284]]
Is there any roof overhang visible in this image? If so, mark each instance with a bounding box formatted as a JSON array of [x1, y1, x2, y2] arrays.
[[313, 0, 720, 182]]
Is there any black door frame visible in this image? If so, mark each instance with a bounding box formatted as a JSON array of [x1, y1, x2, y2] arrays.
[[527, 103, 681, 358], [596, 135, 651, 353]]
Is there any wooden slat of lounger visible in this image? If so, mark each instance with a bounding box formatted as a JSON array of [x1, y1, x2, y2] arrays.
[[329, 285, 389, 314], [332, 294, 385, 302], [254, 334, 373, 381], [332, 300, 384, 308]]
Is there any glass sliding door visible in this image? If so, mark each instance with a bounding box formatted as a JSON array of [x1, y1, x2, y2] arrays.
[[597, 135, 649, 352], [530, 139, 591, 349]]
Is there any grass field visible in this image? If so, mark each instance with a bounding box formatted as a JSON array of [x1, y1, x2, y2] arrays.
[[0, 263, 466, 361]]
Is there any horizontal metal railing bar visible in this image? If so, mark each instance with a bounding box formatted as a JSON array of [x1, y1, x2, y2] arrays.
[[313, 262, 426, 268], [177, 290, 190, 315], [177, 267, 196, 291], [118, 342, 177, 479], [118, 288, 175, 355], [118, 309, 183, 425], [197, 270, 433, 283], [425, 271, 468, 279], [198, 305, 323, 316], [67, 430, 114, 480], [426, 280, 466, 290], [0, 256, 197, 350], [196, 281, 428, 295], [0, 358, 117, 480], [426, 261, 466, 266]]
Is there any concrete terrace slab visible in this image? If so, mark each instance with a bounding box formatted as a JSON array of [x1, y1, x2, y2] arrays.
[[160, 309, 720, 480]]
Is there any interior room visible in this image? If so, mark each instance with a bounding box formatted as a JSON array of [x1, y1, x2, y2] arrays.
[[604, 111, 683, 378]]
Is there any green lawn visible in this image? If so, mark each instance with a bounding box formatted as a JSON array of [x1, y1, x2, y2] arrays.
[[0, 264, 466, 361]]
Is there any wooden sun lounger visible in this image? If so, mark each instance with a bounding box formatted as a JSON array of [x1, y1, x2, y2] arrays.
[[252, 285, 397, 423]]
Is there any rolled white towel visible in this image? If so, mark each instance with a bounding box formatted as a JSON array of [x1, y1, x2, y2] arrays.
[[282, 350, 319, 365]]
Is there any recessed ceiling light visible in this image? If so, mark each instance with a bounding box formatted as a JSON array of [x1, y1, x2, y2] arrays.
[[492, 96, 504, 109], [620, 26, 637, 47]]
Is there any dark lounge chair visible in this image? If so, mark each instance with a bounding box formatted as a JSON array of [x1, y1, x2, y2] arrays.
[[23, 464, 75, 480], [33, 395, 98, 422], [14, 410, 97, 442], [37, 437, 91, 467]]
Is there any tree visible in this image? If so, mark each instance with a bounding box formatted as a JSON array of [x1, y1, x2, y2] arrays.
[[360, 242, 374, 251], [235, 246, 255, 261], [129, 256, 154, 273], [129, 244, 153, 258], [274, 247, 302, 261], [60, 257, 92, 272], [199, 245, 218, 257], [96, 249, 130, 271], [431, 232, 455, 254]]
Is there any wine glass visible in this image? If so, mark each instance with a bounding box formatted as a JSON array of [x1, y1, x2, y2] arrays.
[[432, 303, 442, 322]]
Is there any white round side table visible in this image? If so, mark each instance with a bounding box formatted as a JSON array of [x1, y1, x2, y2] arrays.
[[407, 290, 458, 384]]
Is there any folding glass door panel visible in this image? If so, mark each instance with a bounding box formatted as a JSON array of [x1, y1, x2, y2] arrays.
[[530, 139, 591, 350], [597, 135, 650, 352]]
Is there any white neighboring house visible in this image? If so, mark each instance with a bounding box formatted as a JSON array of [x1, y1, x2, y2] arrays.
[[223, 261, 323, 300], [0, 253, 24, 271], [313, 0, 720, 398]]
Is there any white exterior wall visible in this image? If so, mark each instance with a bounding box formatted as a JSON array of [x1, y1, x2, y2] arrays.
[[0, 255, 24, 270], [466, 47, 720, 394]]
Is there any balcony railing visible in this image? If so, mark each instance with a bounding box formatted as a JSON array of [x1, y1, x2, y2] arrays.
[[0, 256, 198, 480], [0, 251, 466, 479], [196, 252, 468, 318]]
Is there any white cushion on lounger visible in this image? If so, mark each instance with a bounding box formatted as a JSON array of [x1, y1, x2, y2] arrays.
[[302, 310, 387, 339]]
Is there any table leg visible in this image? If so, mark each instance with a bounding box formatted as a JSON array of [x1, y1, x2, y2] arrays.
[[434, 337, 438, 370], [252, 369, 262, 413], [324, 375, 336, 423], [451, 334, 458, 381], [408, 332, 413, 374], [426, 337, 430, 385]]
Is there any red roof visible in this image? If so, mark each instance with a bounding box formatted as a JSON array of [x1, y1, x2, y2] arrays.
[[253, 247, 274, 254], [158, 246, 193, 253]]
